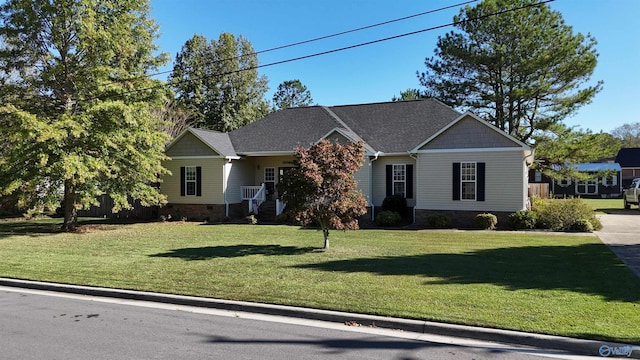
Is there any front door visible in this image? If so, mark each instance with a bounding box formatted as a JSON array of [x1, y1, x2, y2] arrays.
[[264, 167, 275, 200]]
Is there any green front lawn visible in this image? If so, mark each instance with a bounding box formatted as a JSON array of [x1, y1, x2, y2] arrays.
[[1, 218, 639, 343], [581, 198, 624, 213]]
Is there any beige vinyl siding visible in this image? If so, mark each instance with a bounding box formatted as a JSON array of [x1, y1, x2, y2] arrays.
[[162, 158, 225, 204], [416, 150, 527, 212], [353, 158, 370, 204], [371, 155, 416, 207], [226, 159, 255, 203], [166, 132, 219, 157]]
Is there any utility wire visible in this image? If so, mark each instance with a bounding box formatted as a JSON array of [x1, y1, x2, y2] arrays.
[[104, 0, 555, 100], [100, 0, 480, 87]]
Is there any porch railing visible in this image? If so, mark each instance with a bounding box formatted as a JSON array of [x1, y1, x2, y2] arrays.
[[241, 184, 266, 214]]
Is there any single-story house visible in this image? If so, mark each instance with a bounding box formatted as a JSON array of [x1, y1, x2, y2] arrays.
[[615, 148, 640, 187], [161, 99, 533, 227], [552, 163, 622, 198]]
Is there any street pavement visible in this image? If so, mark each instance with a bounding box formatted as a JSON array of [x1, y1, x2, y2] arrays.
[[0, 285, 604, 359], [1, 278, 636, 358], [595, 211, 640, 278]]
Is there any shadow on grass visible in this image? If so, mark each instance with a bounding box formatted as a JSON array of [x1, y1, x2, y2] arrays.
[[296, 243, 640, 303], [150, 245, 321, 260], [0, 220, 63, 238]]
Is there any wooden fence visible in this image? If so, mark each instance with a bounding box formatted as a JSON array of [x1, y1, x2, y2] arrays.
[[528, 183, 549, 199], [77, 195, 158, 220]]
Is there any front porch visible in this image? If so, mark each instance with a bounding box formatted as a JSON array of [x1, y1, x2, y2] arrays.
[[241, 184, 285, 219]]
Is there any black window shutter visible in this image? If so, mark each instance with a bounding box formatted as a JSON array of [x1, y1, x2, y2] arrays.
[[180, 166, 186, 196], [477, 162, 485, 201], [406, 164, 414, 199], [196, 166, 202, 196], [386, 165, 392, 197], [452, 163, 460, 201]]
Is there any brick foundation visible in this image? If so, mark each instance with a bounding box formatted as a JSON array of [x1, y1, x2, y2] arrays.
[[159, 203, 244, 222], [414, 209, 512, 229]]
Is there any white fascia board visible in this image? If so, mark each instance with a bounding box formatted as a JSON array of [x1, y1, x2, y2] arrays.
[[166, 155, 224, 160], [238, 151, 295, 157], [415, 147, 529, 154], [377, 152, 414, 157]]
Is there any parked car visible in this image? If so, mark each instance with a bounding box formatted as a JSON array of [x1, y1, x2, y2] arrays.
[[623, 178, 640, 209]]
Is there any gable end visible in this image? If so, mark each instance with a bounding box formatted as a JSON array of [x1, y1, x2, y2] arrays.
[[166, 131, 220, 157], [419, 115, 522, 151]]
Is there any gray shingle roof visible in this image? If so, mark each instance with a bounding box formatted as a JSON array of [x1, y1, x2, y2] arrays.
[[227, 99, 461, 155], [328, 99, 461, 153], [228, 106, 344, 153]]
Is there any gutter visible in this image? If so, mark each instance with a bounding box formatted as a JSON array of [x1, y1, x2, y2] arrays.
[[223, 158, 233, 217], [369, 151, 380, 222], [409, 152, 418, 224]]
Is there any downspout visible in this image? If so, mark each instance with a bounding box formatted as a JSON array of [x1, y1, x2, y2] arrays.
[[223, 157, 232, 218], [409, 152, 418, 224], [369, 152, 380, 222]]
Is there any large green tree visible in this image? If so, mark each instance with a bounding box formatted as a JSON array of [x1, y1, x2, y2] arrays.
[[419, 0, 602, 143], [272, 79, 313, 110], [0, 0, 170, 230], [277, 140, 367, 250], [170, 33, 269, 131]]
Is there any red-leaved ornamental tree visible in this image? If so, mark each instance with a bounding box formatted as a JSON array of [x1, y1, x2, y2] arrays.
[[277, 140, 368, 249]]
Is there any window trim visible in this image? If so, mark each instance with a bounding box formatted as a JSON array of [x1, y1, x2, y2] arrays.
[[392, 164, 406, 198], [460, 162, 477, 201], [264, 167, 275, 183], [602, 175, 617, 187], [576, 179, 597, 195], [185, 166, 197, 196], [557, 178, 571, 187]]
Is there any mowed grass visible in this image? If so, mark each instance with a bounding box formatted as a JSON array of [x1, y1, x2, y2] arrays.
[[581, 198, 625, 213], [1, 218, 639, 344]]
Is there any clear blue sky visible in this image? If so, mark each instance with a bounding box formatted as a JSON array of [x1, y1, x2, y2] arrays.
[[150, 0, 639, 134]]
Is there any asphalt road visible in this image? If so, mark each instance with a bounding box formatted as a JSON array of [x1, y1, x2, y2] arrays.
[[0, 287, 592, 360]]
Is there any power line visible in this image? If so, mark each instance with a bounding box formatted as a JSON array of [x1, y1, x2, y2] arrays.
[[99, 0, 479, 86], [105, 0, 555, 100]]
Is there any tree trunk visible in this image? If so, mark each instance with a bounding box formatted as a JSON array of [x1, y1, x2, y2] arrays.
[[323, 228, 330, 250], [61, 179, 77, 231]]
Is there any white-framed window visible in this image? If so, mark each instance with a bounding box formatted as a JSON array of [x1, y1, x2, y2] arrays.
[[557, 178, 571, 187], [576, 179, 597, 195], [602, 175, 617, 187], [264, 167, 275, 182], [392, 164, 406, 197], [461, 162, 476, 200], [185, 166, 197, 196]]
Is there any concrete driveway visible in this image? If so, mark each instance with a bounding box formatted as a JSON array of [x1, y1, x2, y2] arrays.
[[595, 211, 640, 278]]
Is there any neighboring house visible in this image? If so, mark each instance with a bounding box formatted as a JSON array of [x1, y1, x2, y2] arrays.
[[528, 159, 554, 199], [615, 148, 640, 187], [161, 99, 533, 227], [552, 163, 622, 198]]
